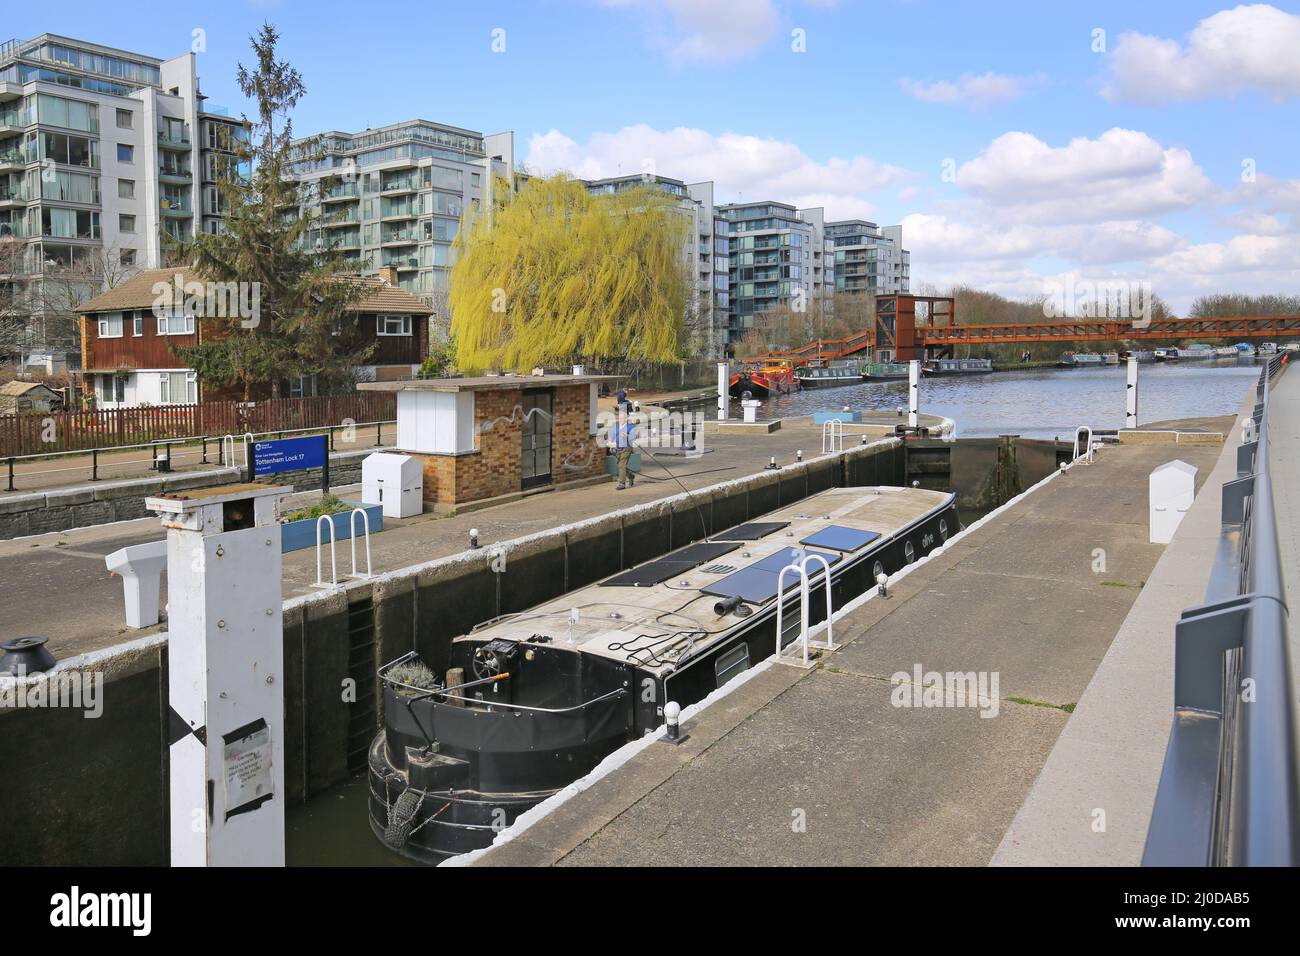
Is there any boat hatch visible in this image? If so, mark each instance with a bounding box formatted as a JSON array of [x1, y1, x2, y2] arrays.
[[712, 521, 790, 541], [702, 546, 842, 605], [799, 525, 882, 552], [600, 540, 740, 587]]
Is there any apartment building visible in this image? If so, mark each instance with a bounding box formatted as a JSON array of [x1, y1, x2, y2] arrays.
[[0, 34, 247, 355], [826, 219, 910, 296], [285, 120, 515, 339], [716, 200, 834, 347], [580, 174, 727, 358]]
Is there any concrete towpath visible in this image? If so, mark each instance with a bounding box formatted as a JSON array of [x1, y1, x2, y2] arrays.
[[471, 425, 1229, 866]]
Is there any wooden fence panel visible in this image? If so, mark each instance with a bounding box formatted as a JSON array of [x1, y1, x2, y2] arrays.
[[0, 392, 395, 457]]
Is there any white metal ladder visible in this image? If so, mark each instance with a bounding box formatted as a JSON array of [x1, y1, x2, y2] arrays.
[[1073, 425, 1095, 464], [314, 514, 338, 587], [775, 552, 835, 667], [348, 507, 373, 579], [821, 418, 845, 453]]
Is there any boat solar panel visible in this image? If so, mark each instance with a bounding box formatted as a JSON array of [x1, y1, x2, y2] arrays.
[[799, 526, 882, 553], [667, 541, 740, 564], [701, 548, 842, 605], [600, 561, 696, 588], [600, 541, 739, 587], [712, 521, 790, 541], [751, 547, 842, 572]]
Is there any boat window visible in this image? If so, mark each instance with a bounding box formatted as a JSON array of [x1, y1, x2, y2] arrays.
[[873, 560, 885, 581], [904, 541, 915, 564], [939, 519, 948, 542], [714, 643, 750, 688]]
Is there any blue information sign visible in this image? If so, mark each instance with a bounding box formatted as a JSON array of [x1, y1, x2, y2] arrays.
[[252, 436, 327, 478]]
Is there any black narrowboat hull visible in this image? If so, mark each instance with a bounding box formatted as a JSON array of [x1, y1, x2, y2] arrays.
[[369, 493, 960, 864]]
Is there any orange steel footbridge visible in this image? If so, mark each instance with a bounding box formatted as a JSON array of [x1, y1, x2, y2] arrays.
[[747, 294, 1300, 364]]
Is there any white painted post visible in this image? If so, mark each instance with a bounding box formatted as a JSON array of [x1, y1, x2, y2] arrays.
[[146, 484, 290, 867], [717, 362, 730, 421], [1149, 461, 1197, 544], [908, 360, 920, 429], [1126, 356, 1139, 429]]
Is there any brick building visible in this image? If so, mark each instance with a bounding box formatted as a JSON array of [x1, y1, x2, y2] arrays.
[[76, 265, 432, 407], [358, 373, 620, 507]]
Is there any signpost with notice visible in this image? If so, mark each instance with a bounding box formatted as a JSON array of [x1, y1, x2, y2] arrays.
[[250, 435, 330, 493]]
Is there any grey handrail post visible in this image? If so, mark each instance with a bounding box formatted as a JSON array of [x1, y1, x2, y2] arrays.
[[1143, 365, 1300, 866]]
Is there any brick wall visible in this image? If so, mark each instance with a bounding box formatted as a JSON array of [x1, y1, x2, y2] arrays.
[[413, 383, 604, 506]]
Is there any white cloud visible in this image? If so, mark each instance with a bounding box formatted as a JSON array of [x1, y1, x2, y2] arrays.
[[599, 0, 781, 63], [899, 72, 1042, 108], [1103, 4, 1300, 104], [525, 124, 910, 218], [955, 128, 1214, 223]]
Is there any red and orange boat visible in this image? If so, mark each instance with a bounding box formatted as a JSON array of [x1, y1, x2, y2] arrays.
[[729, 362, 798, 398]]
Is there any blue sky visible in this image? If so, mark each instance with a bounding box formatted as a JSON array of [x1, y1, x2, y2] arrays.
[[13, 0, 1300, 310]]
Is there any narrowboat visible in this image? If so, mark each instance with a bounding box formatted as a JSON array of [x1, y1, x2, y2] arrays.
[[860, 362, 910, 382], [369, 485, 960, 863], [1120, 350, 1156, 363], [1213, 346, 1240, 357], [1058, 351, 1104, 367], [1181, 343, 1215, 360], [797, 362, 863, 388], [921, 358, 993, 376], [1102, 351, 1120, 365], [1154, 347, 1180, 361]]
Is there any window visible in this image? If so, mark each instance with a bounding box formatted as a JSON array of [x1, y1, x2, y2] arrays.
[[289, 374, 317, 398], [117, 143, 133, 163], [115, 108, 132, 129], [118, 179, 134, 199], [120, 248, 136, 268], [376, 314, 411, 336], [156, 312, 195, 335], [97, 314, 123, 338], [119, 214, 135, 233], [159, 372, 197, 405], [131, 310, 142, 335]]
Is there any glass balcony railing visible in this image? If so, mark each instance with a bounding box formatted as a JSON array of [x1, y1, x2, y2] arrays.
[[160, 198, 192, 215], [0, 150, 24, 167], [381, 175, 420, 193], [381, 228, 419, 244], [322, 182, 361, 201]]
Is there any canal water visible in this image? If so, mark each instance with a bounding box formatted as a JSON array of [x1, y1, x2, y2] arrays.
[[755, 359, 1261, 439], [289, 357, 1262, 865]]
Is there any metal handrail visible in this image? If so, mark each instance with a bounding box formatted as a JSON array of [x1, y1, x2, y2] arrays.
[[1143, 363, 1300, 866]]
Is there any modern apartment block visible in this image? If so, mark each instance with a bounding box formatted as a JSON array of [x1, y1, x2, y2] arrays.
[[826, 219, 910, 296], [716, 200, 834, 347], [0, 34, 248, 353], [285, 120, 515, 339], [581, 174, 727, 357]]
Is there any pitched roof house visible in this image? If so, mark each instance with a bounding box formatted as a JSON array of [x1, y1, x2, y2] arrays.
[[76, 266, 432, 407]]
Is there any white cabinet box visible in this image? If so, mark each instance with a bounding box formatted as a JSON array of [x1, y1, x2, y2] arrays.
[[1149, 459, 1197, 544], [362, 453, 423, 519]]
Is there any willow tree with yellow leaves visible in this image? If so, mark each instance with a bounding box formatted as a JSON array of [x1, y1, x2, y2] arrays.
[[449, 174, 690, 372]]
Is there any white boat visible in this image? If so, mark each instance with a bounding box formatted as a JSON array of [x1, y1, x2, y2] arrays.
[[1102, 351, 1120, 365], [1214, 346, 1239, 357], [1181, 344, 1215, 360], [1260, 342, 1278, 355], [1154, 348, 1180, 361]]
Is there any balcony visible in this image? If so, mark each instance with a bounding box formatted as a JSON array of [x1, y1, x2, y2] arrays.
[[380, 203, 421, 221], [380, 229, 419, 246], [321, 183, 360, 202], [160, 198, 192, 217], [158, 128, 192, 150], [0, 150, 25, 170], [159, 165, 192, 184], [0, 186, 27, 205], [380, 251, 420, 270], [381, 175, 420, 194], [320, 213, 360, 227]]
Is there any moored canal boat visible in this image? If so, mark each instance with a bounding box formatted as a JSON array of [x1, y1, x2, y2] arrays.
[[797, 362, 864, 388], [921, 358, 993, 376], [861, 362, 910, 381], [369, 485, 960, 863]]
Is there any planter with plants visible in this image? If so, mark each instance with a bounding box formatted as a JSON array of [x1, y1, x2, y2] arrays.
[[278, 493, 384, 553]]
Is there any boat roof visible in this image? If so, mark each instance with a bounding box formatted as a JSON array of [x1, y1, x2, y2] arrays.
[[455, 486, 952, 677]]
